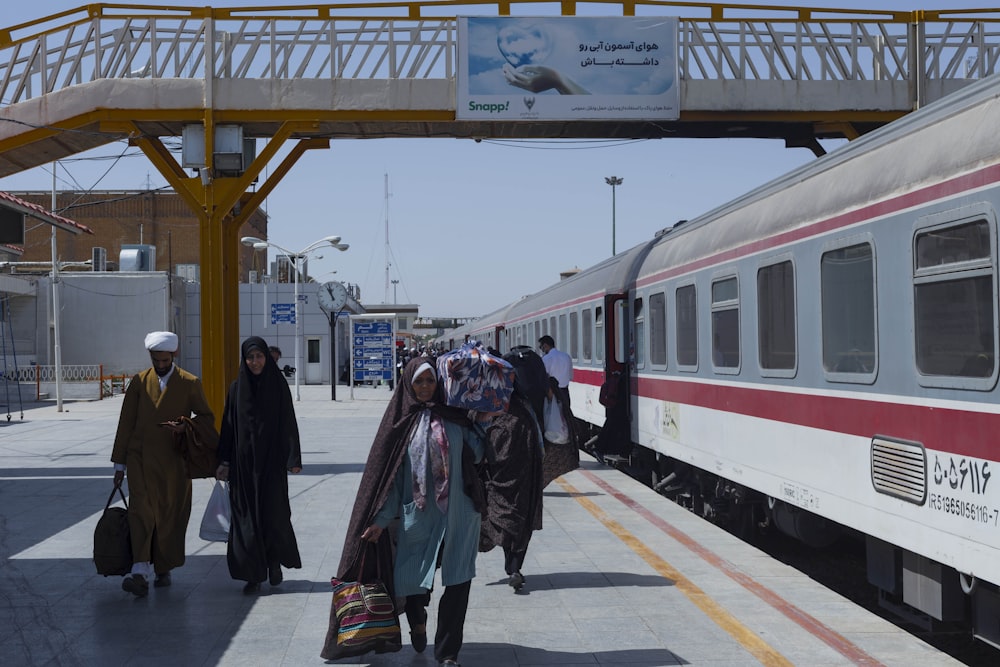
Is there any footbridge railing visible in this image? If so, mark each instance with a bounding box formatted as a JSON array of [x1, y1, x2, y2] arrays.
[[1, 2, 999, 108]]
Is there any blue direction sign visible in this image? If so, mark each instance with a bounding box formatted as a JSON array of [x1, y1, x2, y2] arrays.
[[352, 319, 395, 382], [354, 321, 391, 335], [271, 303, 295, 324]]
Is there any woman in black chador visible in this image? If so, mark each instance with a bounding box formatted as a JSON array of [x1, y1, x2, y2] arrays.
[[216, 336, 302, 593]]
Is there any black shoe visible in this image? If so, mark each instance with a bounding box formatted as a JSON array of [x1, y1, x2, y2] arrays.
[[440, 660, 461, 666], [268, 563, 283, 586], [122, 574, 148, 598], [409, 604, 428, 653], [153, 572, 171, 588], [508, 572, 525, 591], [243, 581, 261, 594], [410, 626, 427, 653]]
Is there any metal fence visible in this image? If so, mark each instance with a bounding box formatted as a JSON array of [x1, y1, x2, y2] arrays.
[[1, 2, 1000, 106], [2, 364, 134, 400]]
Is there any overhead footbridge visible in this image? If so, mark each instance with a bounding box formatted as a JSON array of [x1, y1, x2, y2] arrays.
[[0, 0, 998, 411]]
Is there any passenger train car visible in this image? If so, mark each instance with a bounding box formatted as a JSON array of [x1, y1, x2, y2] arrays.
[[439, 73, 1000, 646]]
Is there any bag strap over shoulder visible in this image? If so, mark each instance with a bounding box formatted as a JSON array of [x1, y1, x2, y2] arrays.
[[105, 485, 128, 511]]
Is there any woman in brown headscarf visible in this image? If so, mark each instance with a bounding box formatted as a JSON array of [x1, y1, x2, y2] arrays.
[[216, 336, 302, 594], [331, 356, 486, 667]]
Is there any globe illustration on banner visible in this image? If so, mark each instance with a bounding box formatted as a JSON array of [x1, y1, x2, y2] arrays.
[[497, 24, 553, 68]]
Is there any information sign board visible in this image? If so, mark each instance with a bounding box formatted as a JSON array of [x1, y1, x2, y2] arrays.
[[352, 320, 395, 382], [271, 303, 295, 324]]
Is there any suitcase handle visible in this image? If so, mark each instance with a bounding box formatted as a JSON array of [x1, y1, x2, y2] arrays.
[[105, 484, 128, 510]]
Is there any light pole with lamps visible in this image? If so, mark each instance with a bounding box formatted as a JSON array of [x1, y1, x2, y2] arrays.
[[240, 235, 349, 401], [391, 279, 399, 304], [605, 176, 623, 256]]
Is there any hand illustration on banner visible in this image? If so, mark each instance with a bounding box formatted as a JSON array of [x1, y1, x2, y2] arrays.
[[497, 23, 589, 95], [502, 63, 590, 95]]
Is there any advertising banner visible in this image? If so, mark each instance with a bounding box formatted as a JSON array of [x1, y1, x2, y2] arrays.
[[457, 16, 679, 121]]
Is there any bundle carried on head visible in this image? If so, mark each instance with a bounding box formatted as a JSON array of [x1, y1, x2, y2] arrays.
[[436, 340, 515, 412]]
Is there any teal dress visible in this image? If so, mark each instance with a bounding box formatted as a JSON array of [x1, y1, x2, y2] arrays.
[[374, 418, 484, 595]]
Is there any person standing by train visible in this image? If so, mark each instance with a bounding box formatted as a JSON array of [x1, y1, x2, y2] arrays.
[[538, 335, 573, 408], [537, 336, 580, 487]]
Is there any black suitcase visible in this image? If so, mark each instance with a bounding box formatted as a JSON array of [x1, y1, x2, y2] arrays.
[[93, 486, 132, 576]]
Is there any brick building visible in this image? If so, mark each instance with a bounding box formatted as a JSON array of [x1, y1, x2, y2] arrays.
[[7, 189, 267, 280]]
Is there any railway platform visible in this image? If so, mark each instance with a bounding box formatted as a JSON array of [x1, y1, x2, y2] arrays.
[[0, 384, 968, 666]]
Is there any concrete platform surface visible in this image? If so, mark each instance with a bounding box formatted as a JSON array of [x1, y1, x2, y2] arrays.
[[0, 384, 964, 666]]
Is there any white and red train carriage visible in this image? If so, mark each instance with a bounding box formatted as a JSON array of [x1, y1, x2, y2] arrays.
[[438, 73, 1000, 647]]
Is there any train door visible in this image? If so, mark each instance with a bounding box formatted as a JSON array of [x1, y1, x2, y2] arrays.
[[593, 293, 632, 458]]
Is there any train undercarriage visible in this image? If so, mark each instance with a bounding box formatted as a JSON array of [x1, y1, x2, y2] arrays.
[[579, 424, 1000, 651]]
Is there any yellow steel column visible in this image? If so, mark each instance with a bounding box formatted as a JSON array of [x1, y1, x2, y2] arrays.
[[222, 214, 241, 383], [111, 123, 330, 417], [200, 200, 228, 420]]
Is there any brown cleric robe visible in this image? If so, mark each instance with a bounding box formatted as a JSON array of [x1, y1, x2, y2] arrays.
[[111, 366, 215, 572]]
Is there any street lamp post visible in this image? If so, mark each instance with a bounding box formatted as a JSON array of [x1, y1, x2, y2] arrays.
[[391, 279, 399, 304], [241, 235, 349, 401], [605, 176, 623, 256]]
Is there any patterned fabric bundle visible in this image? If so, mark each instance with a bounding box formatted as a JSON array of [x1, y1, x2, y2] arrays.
[[436, 340, 515, 412]]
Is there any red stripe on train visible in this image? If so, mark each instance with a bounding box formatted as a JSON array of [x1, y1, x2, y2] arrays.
[[637, 163, 1000, 288], [635, 376, 997, 460]]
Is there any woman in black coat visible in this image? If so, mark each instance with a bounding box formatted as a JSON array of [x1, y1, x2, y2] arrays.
[[216, 336, 303, 593]]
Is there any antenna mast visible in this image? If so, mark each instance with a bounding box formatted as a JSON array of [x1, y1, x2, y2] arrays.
[[384, 173, 391, 303]]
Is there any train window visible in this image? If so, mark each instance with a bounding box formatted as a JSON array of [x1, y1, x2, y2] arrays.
[[615, 300, 627, 363], [821, 242, 876, 377], [596, 307, 605, 363], [569, 311, 579, 360], [914, 219, 995, 379], [550, 316, 556, 339], [582, 308, 593, 362], [649, 292, 667, 367], [559, 314, 567, 351], [711, 277, 740, 370], [676, 284, 697, 368], [916, 220, 990, 268], [534, 321, 540, 346], [633, 297, 645, 368], [758, 261, 796, 371]]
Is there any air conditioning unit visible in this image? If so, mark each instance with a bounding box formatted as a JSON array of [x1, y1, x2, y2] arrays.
[[175, 263, 199, 282], [92, 247, 107, 271], [119, 244, 156, 272]]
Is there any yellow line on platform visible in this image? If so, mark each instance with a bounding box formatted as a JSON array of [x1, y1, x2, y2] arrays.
[[556, 476, 793, 667]]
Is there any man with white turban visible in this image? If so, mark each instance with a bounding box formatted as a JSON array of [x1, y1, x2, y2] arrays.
[[111, 331, 216, 597]]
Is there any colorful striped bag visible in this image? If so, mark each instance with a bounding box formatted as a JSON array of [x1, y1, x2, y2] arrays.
[[320, 571, 401, 659]]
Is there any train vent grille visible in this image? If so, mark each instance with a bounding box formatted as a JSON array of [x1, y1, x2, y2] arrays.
[[871, 437, 926, 505]]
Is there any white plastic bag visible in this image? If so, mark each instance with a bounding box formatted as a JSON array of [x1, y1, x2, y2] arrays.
[[543, 396, 570, 444], [199, 480, 231, 542]]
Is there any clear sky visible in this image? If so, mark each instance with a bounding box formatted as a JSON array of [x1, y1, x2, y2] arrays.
[[1, 1, 997, 318]]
